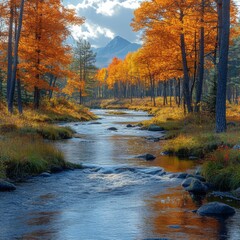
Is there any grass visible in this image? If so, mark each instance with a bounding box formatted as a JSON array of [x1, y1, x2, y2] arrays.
[[0, 98, 94, 180], [202, 147, 240, 190], [0, 136, 65, 179]]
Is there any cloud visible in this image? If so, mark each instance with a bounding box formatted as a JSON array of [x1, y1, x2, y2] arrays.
[[71, 23, 115, 43], [64, 0, 142, 47]]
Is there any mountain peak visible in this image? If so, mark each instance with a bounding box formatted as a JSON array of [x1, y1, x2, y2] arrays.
[[94, 36, 141, 68], [105, 36, 131, 50]]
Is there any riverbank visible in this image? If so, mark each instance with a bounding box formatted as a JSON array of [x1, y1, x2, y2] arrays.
[[0, 98, 96, 184], [88, 98, 240, 191]]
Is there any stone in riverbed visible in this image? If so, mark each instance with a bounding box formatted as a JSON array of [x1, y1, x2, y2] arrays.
[[148, 124, 164, 131], [177, 173, 188, 179], [126, 124, 134, 128], [193, 175, 206, 182], [50, 166, 63, 173], [182, 177, 196, 188], [0, 180, 16, 191], [107, 127, 118, 131], [145, 137, 161, 142], [183, 178, 208, 194], [160, 151, 171, 156], [40, 172, 51, 177], [89, 122, 102, 125], [197, 202, 235, 217], [136, 154, 156, 161]]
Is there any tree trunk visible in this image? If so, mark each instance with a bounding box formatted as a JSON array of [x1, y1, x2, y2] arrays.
[[7, 1, 14, 102], [180, 9, 192, 113], [17, 78, 23, 114], [34, 86, 40, 109], [195, 0, 205, 112], [216, 0, 230, 133], [8, 0, 25, 113]]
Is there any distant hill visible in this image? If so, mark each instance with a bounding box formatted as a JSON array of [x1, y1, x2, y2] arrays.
[[93, 36, 141, 68]]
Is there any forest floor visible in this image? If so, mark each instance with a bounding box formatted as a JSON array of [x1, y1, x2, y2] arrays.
[[89, 97, 240, 191], [0, 98, 96, 181]]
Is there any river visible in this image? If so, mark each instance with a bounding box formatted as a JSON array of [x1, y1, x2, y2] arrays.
[[0, 109, 240, 240]]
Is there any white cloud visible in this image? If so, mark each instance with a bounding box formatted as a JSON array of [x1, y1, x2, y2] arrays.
[[67, 0, 142, 17], [64, 0, 143, 47], [71, 23, 115, 41]]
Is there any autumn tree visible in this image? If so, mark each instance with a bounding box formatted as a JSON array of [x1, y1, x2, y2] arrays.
[[16, 0, 84, 109]]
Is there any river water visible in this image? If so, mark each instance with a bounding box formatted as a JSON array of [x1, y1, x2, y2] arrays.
[[0, 109, 240, 240]]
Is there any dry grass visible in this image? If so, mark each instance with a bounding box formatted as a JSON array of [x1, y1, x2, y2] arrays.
[[0, 135, 65, 179], [0, 98, 94, 179]]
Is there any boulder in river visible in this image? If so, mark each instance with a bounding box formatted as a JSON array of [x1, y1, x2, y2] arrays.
[[126, 124, 134, 128], [89, 122, 102, 125], [0, 180, 16, 191], [40, 172, 51, 177], [182, 177, 196, 188], [145, 137, 161, 142], [233, 187, 240, 198], [50, 166, 64, 173], [177, 173, 188, 179], [136, 154, 156, 161], [197, 202, 236, 217], [148, 124, 164, 131], [107, 127, 118, 131], [193, 175, 206, 182], [184, 178, 208, 194]]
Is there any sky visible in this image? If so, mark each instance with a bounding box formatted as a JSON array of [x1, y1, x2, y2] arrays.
[[64, 0, 240, 48], [63, 0, 143, 48]]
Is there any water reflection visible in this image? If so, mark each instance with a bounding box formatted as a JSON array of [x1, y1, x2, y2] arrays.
[[144, 186, 240, 240]]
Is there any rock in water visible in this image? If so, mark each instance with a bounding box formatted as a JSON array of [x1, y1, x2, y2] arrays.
[[89, 122, 102, 125], [197, 202, 235, 216], [126, 124, 134, 128], [184, 178, 208, 194], [182, 177, 196, 188], [40, 172, 51, 177], [177, 173, 188, 179], [107, 127, 118, 131], [146, 154, 156, 161], [136, 154, 156, 161], [148, 124, 164, 131], [50, 166, 63, 173], [0, 180, 16, 191]]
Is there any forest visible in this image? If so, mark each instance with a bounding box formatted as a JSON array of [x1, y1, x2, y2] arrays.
[[1, 0, 240, 239]]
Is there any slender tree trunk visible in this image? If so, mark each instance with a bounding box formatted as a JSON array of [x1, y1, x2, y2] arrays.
[[7, 1, 13, 102], [17, 78, 23, 114], [216, 0, 230, 133], [178, 78, 181, 107], [8, 0, 25, 113], [195, 0, 205, 112], [163, 80, 167, 105], [180, 9, 192, 113], [34, 86, 40, 109]]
